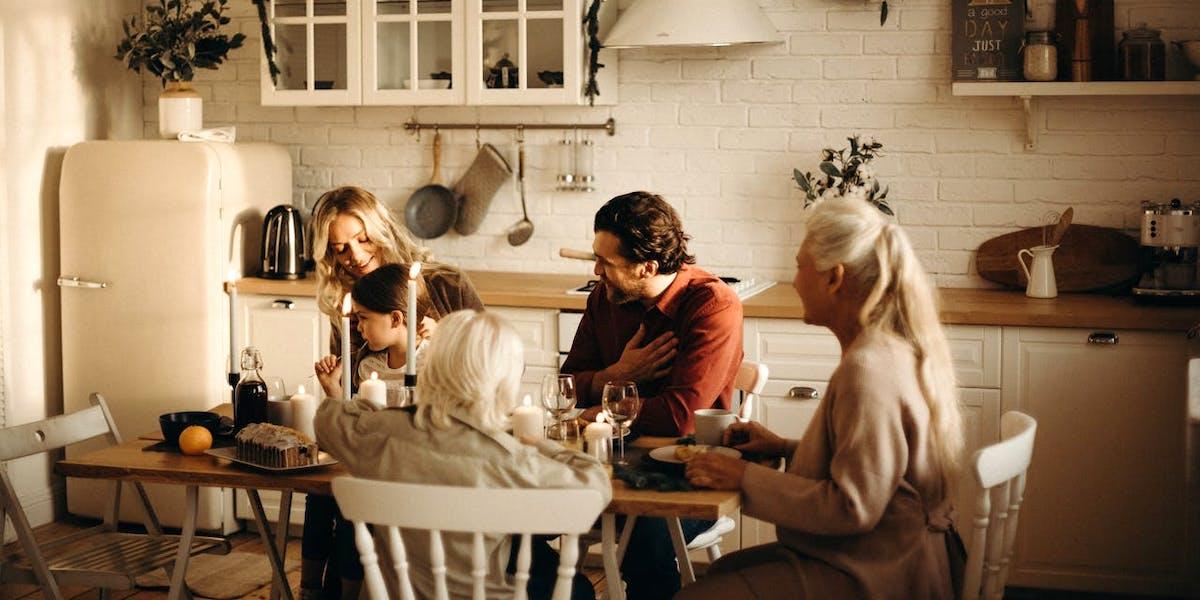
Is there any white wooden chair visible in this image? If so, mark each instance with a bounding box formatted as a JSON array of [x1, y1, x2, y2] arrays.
[[962, 411, 1038, 600], [0, 393, 228, 599], [679, 360, 769, 584], [332, 476, 605, 600]]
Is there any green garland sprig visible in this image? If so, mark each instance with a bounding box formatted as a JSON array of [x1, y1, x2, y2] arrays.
[[251, 0, 281, 86], [583, 0, 604, 106]]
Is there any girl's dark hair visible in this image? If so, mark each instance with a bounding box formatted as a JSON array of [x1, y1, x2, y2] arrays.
[[351, 264, 438, 320], [594, 191, 695, 274]]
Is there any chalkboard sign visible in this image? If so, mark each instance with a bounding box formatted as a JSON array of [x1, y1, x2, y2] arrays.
[[952, 0, 1025, 81]]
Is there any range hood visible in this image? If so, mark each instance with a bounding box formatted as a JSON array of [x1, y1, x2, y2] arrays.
[[602, 0, 783, 49]]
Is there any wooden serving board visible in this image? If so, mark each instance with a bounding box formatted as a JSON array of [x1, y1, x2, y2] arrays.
[[975, 224, 1143, 292]]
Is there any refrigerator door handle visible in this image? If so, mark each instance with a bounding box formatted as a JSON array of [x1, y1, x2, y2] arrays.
[[57, 276, 110, 289]]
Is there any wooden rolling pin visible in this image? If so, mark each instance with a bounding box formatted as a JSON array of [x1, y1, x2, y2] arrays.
[[559, 248, 597, 261]]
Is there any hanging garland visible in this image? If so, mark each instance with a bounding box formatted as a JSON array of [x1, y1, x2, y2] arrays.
[[583, 0, 604, 106], [251, 0, 281, 86]]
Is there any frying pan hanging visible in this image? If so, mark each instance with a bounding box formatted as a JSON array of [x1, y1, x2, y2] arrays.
[[405, 131, 457, 239]]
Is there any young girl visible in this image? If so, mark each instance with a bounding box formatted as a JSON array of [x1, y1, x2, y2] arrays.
[[315, 264, 440, 405]]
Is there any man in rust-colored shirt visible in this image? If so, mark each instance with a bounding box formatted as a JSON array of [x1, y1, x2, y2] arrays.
[[561, 191, 743, 599]]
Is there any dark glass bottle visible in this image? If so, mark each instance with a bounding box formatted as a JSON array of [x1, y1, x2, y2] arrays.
[[234, 347, 268, 431]]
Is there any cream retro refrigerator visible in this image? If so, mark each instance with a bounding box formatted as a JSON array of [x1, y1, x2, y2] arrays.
[[59, 141, 291, 533]]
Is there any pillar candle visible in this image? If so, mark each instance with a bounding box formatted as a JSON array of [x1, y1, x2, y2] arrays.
[[360, 371, 387, 409], [512, 394, 544, 440], [406, 262, 422, 380], [341, 293, 352, 401], [584, 414, 614, 463], [289, 385, 317, 440]]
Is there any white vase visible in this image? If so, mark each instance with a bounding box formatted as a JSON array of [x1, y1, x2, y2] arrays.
[[158, 81, 202, 139]]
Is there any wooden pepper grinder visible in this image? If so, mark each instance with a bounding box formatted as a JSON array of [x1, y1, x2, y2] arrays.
[[1056, 0, 1115, 81], [1072, 0, 1092, 80]]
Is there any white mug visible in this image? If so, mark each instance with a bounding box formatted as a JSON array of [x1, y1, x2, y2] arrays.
[[694, 408, 736, 446], [1017, 244, 1058, 299]]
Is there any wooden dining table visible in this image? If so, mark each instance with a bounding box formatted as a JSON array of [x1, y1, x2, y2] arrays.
[[55, 408, 742, 600]]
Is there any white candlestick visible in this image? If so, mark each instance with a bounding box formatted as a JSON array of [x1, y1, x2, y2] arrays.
[[360, 371, 387, 409], [289, 385, 318, 440], [227, 274, 238, 382], [341, 293, 352, 401], [406, 262, 422, 379], [512, 394, 545, 440], [584, 414, 614, 462]]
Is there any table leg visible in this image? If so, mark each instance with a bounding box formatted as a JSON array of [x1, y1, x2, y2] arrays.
[[270, 491, 293, 600], [601, 514, 625, 600], [616, 515, 636, 564], [247, 489, 295, 600], [667, 517, 696, 586], [167, 485, 198, 600]]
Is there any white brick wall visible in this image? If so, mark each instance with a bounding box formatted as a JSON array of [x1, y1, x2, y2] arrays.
[[142, 0, 1200, 287]]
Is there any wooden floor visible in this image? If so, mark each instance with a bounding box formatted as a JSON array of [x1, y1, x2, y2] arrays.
[[0, 517, 608, 599]]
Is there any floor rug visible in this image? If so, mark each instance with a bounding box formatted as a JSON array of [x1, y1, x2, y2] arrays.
[[136, 549, 300, 599]]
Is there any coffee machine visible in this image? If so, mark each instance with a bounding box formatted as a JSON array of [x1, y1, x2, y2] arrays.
[[1134, 198, 1200, 299]]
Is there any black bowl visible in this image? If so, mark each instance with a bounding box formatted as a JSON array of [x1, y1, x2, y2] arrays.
[[159, 411, 221, 446]]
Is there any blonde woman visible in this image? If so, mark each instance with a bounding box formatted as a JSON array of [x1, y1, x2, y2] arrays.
[[316, 310, 611, 600], [680, 198, 966, 599], [305, 186, 482, 600]]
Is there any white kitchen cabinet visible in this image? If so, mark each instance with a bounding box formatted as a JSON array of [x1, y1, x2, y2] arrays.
[[1002, 327, 1193, 596], [238, 294, 332, 394], [262, 0, 617, 106]]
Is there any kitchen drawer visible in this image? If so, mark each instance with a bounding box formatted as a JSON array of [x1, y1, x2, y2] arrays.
[[746, 318, 1001, 388], [558, 311, 583, 354], [489, 306, 559, 368]]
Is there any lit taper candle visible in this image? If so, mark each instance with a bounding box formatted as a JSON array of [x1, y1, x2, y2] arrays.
[[406, 262, 422, 386], [227, 268, 239, 388], [341, 293, 352, 401]]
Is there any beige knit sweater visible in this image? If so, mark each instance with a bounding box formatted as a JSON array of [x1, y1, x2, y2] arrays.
[[741, 328, 961, 599]]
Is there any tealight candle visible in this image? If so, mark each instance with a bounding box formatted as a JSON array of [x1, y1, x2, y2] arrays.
[[360, 371, 387, 409], [340, 293, 352, 401], [289, 385, 317, 440], [584, 414, 614, 463], [511, 394, 544, 440]]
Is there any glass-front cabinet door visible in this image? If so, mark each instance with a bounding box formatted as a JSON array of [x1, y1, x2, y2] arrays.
[[260, 0, 362, 105], [466, 0, 581, 105], [364, 0, 464, 104]]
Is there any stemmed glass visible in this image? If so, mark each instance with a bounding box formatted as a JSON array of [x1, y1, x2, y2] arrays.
[[601, 380, 641, 465], [541, 373, 577, 440]]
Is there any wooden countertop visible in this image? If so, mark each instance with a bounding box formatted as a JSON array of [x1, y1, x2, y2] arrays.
[[235, 271, 1200, 332]]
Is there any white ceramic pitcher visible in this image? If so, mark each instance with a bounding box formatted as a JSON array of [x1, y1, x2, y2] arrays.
[[1017, 244, 1058, 298]]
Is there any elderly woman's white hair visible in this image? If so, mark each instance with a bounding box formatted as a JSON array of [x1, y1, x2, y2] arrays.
[[414, 309, 524, 432], [802, 198, 963, 496]]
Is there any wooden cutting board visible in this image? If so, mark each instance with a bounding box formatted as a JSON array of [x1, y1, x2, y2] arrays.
[[975, 224, 1143, 292]]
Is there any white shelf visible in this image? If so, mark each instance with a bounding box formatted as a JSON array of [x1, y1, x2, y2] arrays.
[[952, 80, 1200, 96], [951, 81, 1200, 150]]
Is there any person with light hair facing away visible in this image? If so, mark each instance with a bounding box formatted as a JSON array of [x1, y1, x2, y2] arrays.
[[315, 310, 611, 600], [679, 198, 967, 599]]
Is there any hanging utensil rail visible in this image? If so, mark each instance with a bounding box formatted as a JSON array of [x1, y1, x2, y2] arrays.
[[404, 118, 616, 137]]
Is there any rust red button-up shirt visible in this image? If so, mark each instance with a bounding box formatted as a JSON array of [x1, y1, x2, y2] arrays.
[[561, 266, 744, 437]]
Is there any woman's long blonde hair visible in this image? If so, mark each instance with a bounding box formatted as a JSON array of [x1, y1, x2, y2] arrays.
[[309, 186, 433, 321], [414, 310, 524, 433], [803, 198, 963, 498]]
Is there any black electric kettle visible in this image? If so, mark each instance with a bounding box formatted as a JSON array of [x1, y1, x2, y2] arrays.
[[261, 205, 306, 279]]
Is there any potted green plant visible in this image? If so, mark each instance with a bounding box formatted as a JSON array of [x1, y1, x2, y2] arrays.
[[115, 0, 245, 138], [794, 136, 893, 215]]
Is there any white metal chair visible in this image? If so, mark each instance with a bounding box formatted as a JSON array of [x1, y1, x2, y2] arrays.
[[0, 393, 228, 600], [962, 411, 1038, 600], [332, 476, 605, 600], [679, 360, 770, 584]]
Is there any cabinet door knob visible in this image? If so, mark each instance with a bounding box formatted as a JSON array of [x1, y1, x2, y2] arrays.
[[1087, 332, 1118, 345], [271, 299, 295, 310], [788, 386, 819, 400]]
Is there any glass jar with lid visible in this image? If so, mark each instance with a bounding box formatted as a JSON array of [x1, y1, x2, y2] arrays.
[[1120, 24, 1166, 81], [1023, 31, 1058, 82]]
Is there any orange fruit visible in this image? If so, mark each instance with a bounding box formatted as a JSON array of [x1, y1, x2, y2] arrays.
[[178, 425, 213, 456]]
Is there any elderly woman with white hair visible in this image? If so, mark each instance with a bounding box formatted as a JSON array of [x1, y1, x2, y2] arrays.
[[315, 309, 611, 600], [679, 198, 967, 599]]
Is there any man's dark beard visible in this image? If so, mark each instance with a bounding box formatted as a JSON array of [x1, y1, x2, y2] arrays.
[[604, 279, 642, 305]]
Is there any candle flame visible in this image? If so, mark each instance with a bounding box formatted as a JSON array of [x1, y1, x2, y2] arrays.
[[298, 385, 306, 395], [409, 261, 423, 279], [341, 293, 352, 315], [596, 413, 607, 425], [370, 371, 379, 381], [226, 266, 238, 283], [522, 394, 532, 407]]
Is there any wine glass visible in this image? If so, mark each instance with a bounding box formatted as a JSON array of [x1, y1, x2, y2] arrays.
[[601, 380, 641, 465], [541, 373, 577, 440]]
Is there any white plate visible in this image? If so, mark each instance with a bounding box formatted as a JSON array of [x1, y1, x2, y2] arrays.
[[648, 445, 741, 464], [205, 446, 339, 472]]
